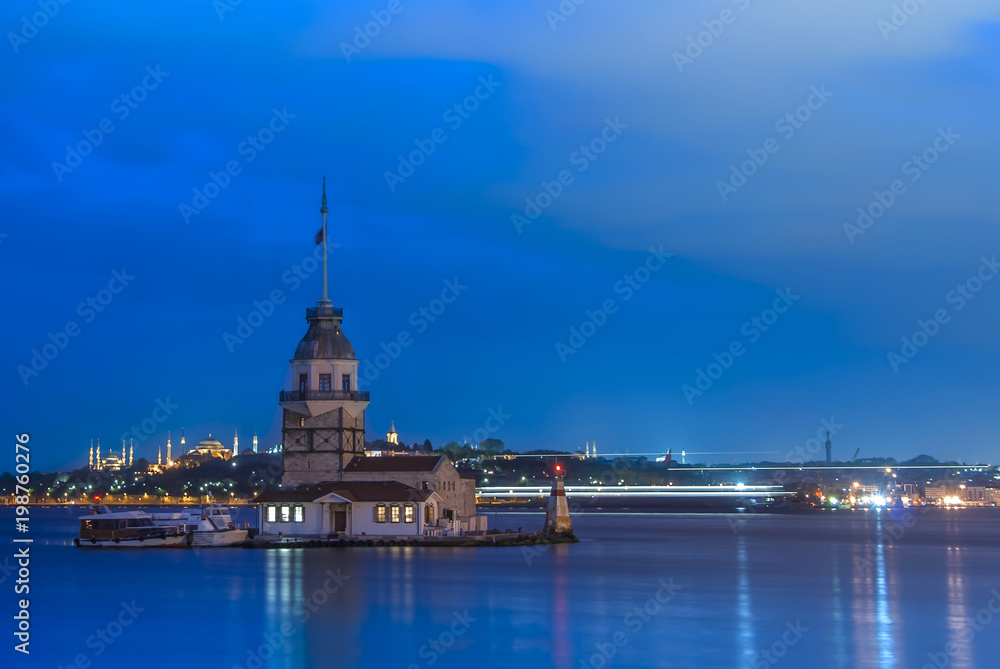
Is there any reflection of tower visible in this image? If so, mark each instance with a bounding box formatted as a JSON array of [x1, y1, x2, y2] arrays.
[[234, 429, 239, 458], [279, 179, 369, 486], [825, 431, 833, 465], [386, 421, 398, 445], [252, 431, 258, 454], [89, 439, 94, 470]]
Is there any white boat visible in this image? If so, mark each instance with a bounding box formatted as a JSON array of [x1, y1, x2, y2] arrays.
[[75, 506, 189, 548], [152, 504, 248, 547]]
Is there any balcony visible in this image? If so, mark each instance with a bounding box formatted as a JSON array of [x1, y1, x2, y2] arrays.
[[306, 305, 343, 320], [279, 389, 369, 403]]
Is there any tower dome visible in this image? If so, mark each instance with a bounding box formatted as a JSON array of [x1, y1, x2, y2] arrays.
[[292, 305, 356, 360]]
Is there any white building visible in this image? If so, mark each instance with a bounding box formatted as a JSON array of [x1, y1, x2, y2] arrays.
[[256, 481, 442, 537]]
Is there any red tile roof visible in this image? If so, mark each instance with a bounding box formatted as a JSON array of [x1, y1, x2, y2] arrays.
[[342, 455, 445, 473], [254, 480, 433, 504]]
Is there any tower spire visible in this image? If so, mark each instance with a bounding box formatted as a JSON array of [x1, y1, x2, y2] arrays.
[[320, 176, 330, 305], [89, 439, 94, 469]]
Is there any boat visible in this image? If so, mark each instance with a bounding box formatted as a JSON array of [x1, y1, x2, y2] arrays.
[[75, 506, 189, 548], [151, 504, 249, 547]]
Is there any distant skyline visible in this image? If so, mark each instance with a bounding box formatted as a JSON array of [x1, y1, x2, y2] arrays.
[[3, 1, 1000, 470]]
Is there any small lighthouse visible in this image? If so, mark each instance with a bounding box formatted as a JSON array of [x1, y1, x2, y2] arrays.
[[544, 463, 573, 534]]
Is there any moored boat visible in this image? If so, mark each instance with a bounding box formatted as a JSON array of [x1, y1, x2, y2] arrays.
[[152, 504, 248, 547], [75, 506, 189, 548]]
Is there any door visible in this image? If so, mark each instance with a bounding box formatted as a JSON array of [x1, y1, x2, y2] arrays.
[[334, 510, 346, 532]]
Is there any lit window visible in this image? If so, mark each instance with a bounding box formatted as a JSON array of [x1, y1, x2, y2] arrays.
[[375, 504, 386, 523], [293, 505, 304, 523], [404, 505, 414, 523], [342, 374, 351, 391], [425, 505, 435, 523], [266, 505, 277, 523], [390, 505, 401, 523], [319, 374, 331, 392], [280, 505, 290, 523]]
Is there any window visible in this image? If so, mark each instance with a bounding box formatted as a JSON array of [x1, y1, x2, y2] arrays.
[[280, 505, 290, 523], [342, 374, 351, 391], [299, 374, 308, 392], [293, 505, 304, 523], [319, 374, 331, 391], [390, 505, 401, 523], [421, 481, 429, 490], [425, 505, 435, 523], [299, 417, 305, 427], [266, 505, 277, 523], [375, 504, 387, 523], [404, 505, 414, 523]]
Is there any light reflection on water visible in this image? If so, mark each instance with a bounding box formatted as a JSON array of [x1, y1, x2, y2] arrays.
[[8, 508, 1000, 669]]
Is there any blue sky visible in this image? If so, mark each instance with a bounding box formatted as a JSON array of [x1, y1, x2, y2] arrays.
[[2, 1, 999, 470]]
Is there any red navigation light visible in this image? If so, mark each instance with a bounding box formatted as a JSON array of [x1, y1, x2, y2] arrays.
[[555, 465, 561, 472]]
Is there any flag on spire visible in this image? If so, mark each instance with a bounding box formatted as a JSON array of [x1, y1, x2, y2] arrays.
[[316, 176, 328, 244]]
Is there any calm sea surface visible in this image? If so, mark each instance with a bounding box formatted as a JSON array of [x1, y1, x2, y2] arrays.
[[3, 507, 1000, 669]]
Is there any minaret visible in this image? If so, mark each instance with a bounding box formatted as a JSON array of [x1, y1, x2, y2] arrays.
[[592, 441, 597, 459], [825, 431, 833, 465], [122, 440, 126, 463], [158, 444, 162, 466], [129, 439, 134, 467], [253, 431, 258, 454], [279, 179, 369, 487], [89, 440, 94, 470], [96, 439, 101, 470], [167, 431, 173, 465], [585, 441, 590, 458], [233, 429, 239, 458], [386, 421, 398, 445]]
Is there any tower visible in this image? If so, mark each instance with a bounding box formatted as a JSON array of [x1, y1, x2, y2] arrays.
[[386, 421, 398, 445], [233, 429, 239, 458], [96, 439, 101, 470], [252, 430, 258, 454], [279, 179, 369, 487], [825, 431, 832, 465], [158, 443, 162, 466], [122, 440, 126, 463], [544, 464, 573, 534], [89, 439, 94, 470], [129, 439, 133, 467], [585, 441, 591, 458], [592, 441, 597, 459]]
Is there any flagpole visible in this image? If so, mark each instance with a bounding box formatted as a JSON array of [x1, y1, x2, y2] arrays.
[[320, 176, 329, 304]]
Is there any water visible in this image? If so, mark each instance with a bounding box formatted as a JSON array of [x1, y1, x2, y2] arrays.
[[4, 507, 1000, 668]]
